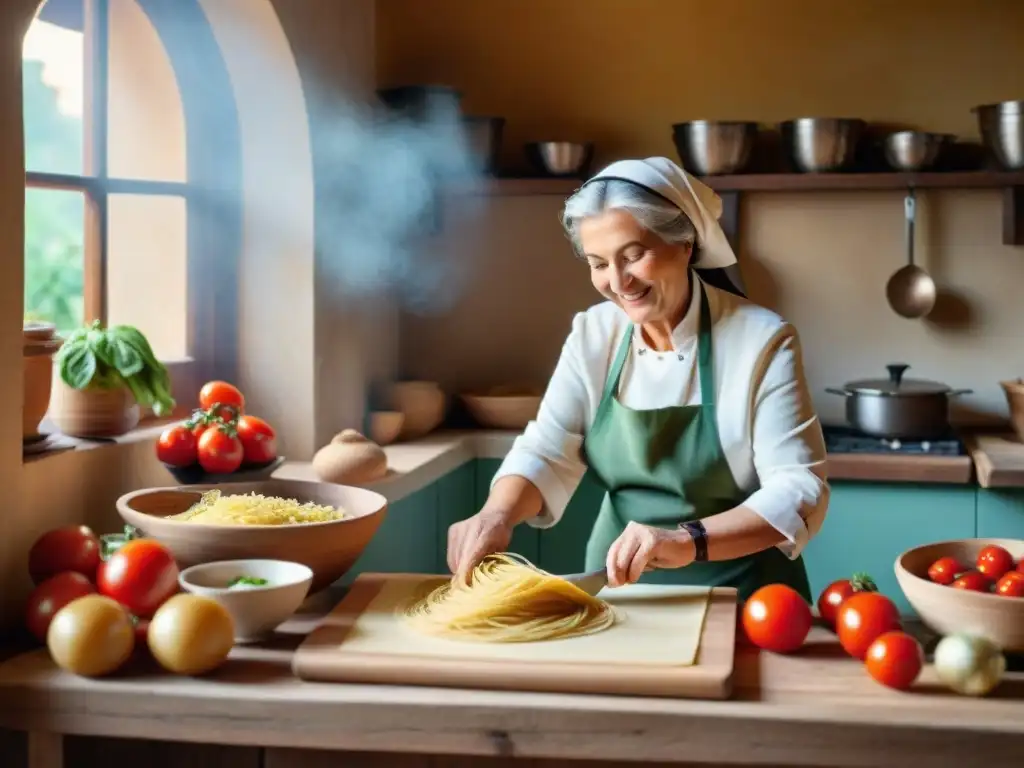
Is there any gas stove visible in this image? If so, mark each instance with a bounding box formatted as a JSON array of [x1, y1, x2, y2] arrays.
[[823, 425, 965, 457]]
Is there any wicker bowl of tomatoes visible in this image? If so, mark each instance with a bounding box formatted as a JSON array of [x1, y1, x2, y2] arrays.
[[895, 538, 1024, 652], [157, 380, 284, 485]]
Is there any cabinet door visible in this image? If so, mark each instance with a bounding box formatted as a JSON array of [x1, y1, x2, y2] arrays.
[[435, 461, 477, 573], [475, 458, 540, 563], [342, 485, 439, 583], [801, 482, 976, 615], [537, 475, 605, 575], [977, 489, 1024, 540]]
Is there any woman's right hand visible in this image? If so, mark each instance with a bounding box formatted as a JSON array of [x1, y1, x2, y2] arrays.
[[447, 509, 514, 582]]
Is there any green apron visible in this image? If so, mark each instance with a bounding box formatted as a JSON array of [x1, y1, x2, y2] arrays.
[[580, 282, 811, 602]]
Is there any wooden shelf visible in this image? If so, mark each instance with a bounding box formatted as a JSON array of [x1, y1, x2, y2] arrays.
[[700, 170, 1024, 192], [446, 170, 1024, 246]]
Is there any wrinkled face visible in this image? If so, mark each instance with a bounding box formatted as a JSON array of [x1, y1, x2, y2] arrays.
[[578, 208, 692, 326]]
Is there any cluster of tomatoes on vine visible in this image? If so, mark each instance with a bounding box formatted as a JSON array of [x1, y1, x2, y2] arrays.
[[156, 380, 278, 475]]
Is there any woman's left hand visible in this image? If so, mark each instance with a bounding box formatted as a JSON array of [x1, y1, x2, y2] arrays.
[[606, 522, 696, 587]]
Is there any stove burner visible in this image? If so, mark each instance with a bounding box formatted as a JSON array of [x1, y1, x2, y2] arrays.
[[823, 425, 964, 456]]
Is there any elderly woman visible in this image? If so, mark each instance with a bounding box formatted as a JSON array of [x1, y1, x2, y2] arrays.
[[448, 157, 829, 600]]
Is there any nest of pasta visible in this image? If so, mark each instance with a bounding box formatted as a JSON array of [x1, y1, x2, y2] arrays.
[[168, 490, 346, 525], [402, 553, 617, 643]]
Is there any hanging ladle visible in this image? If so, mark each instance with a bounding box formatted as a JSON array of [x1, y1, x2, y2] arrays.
[[885, 188, 936, 319]]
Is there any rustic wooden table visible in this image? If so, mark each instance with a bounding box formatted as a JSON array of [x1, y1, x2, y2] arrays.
[[0, 589, 1022, 768]]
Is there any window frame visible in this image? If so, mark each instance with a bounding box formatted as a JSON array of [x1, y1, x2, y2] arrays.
[[24, 0, 242, 416]]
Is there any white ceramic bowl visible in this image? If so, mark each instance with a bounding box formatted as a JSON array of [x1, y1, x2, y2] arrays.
[[179, 559, 314, 643]]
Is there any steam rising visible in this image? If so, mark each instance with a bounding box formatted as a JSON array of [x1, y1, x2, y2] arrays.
[[307, 89, 485, 314]]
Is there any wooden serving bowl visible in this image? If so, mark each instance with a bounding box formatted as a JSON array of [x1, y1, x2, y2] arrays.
[[116, 479, 387, 592], [460, 393, 541, 430], [895, 538, 1024, 652]]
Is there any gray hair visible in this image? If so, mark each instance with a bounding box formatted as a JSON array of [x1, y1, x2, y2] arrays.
[[561, 180, 698, 259]]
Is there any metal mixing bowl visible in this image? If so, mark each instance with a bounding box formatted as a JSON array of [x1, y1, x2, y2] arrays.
[[883, 130, 955, 172], [779, 117, 865, 173], [671, 120, 757, 175], [973, 100, 1024, 170], [525, 141, 594, 176]]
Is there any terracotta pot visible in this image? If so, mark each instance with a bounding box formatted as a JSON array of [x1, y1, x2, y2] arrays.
[[48, 375, 140, 438], [22, 323, 62, 440], [386, 381, 446, 440]]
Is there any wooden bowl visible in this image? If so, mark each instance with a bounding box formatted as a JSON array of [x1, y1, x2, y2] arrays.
[[116, 479, 387, 592], [386, 381, 446, 440], [460, 393, 541, 430], [895, 538, 1024, 652]]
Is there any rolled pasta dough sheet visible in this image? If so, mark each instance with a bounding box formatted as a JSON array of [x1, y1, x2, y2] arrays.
[[339, 579, 712, 667]]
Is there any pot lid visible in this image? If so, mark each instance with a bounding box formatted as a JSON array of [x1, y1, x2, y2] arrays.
[[843, 363, 954, 396]]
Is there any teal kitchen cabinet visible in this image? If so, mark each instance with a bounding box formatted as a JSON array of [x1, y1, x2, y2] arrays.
[[977, 489, 1024, 540], [474, 458, 608, 574], [537, 475, 605, 575], [475, 458, 540, 563], [435, 461, 478, 572], [802, 482, 976, 614], [343, 484, 440, 582]]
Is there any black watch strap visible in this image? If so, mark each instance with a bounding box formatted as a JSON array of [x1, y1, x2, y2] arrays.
[[680, 520, 709, 562]]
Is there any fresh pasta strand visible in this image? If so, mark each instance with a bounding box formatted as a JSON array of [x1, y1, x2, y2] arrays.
[[401, 552, 618, 643]]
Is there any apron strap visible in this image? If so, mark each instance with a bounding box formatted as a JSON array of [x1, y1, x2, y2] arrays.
[[601, 324, 634, 403], [696, 280, 715, 408]]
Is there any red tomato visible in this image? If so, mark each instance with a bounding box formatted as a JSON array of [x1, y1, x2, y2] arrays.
[[236, 415, 277, 465], [976, 545, 1015, 580], [836, 592, 901, 660], [24, 572, 95, 642], [97, 539, 180, 618], [995, 571, 1024, 598], [952, 570, 991, 592], [741, 584, 812, 654], [156, 424, 198, 467], [197, 425, 244, 474], [865, 631, 924, 690], [927, 556, 965, 586], [1018, 559, 1024, 574], [816, 573, 877, 627], [28, 526, 101, 584], [198, 381, 245, 421]]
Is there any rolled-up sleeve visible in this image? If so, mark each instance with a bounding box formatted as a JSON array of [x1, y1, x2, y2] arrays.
[[490, 317, 591, 528], [743, 325, 830, 559]]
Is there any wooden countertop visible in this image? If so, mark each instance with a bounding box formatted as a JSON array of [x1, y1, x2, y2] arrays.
[[965, 432, 1024, 488], [0, 592, 1021, 767], [288, 431, 976, 500]]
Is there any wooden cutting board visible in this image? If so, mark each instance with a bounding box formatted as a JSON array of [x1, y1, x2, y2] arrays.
[[292, 573, 738, 699]]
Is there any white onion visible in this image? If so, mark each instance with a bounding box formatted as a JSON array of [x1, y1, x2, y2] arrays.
[[932, 634, 1006, 696]]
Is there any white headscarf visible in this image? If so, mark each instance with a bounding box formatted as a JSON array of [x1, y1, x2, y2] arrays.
[[581, 156, 745, 295]]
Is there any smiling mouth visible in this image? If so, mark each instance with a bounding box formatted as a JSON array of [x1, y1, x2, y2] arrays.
[[619, 287, 651, 303]]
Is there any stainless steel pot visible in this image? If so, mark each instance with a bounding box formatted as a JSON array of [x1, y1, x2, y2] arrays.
[[671, 120, 757, 175], [825, 364, 972, 439], [973, 100, 1023, 170], [779, 117, 865, 173]]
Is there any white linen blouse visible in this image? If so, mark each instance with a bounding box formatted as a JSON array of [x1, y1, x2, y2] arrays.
[[491, 277, 830, 559]]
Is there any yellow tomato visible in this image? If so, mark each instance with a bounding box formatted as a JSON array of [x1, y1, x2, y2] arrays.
[[147, 594, 234, 675], [47, 594, 134, 677]]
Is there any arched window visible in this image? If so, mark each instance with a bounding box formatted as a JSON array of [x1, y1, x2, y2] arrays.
[[23, 0, 241, 410]]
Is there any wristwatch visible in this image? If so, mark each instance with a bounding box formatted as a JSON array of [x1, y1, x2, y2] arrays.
[[679, 520, 709, 562]]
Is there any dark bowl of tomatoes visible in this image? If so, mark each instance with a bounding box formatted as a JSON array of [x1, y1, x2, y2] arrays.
[[895, 538, 1024, 652], [162, 456, 286, 485]]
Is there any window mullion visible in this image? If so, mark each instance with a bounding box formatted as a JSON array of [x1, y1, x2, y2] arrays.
[[84, 0, 109, 324]]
